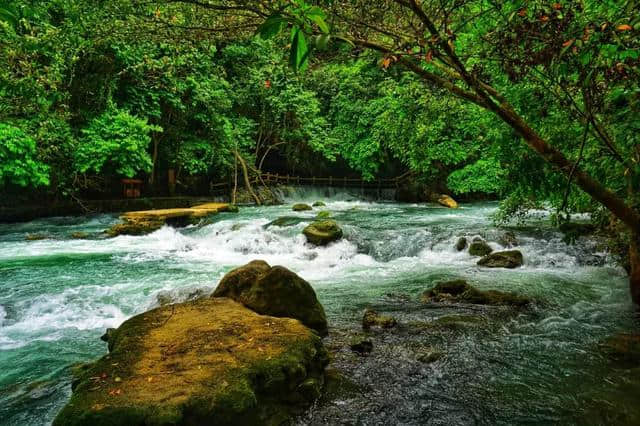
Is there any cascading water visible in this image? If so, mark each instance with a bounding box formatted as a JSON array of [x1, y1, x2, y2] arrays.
[[0, 188, 638, 425]]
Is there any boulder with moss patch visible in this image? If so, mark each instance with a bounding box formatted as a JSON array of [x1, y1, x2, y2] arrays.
[[421, 280, 530, 307], [212, 260, 328, 336], [477, 250, 523, 268], [468, 239, 492, 256], [54, 298, 328, 426], [303, 220, 343, 246], [315, 211, 331, 219], [292, 203, 313, 212], [312, 201, 326, 207]]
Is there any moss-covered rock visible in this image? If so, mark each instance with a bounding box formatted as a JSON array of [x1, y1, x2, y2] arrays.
[[477, 250, 524, 268], [312, 201, 326, 207], [362, 309, 397, 330], [436, 194, 458, 209], [106, 219, 164, 237], [212, 261, 328, 336], [468, 240, 493, 256], [455, 237, 468, 251], [315, 210, 331, 219], [54, 298, 328, 426], [70, 232, 90, 239], [421, 280, 530, 307], [225, 204, 240, 213], [292, 203, 313, 212], [25, 233, 48, 241], [303, 220, 343, 246]]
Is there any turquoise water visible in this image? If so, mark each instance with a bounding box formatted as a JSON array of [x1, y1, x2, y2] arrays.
[[0, 193, 638, 425]]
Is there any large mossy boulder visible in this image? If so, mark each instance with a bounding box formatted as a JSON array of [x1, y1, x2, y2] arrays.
[[468, 239, 493, 257], [54, 298, 328, 426], [303, 220, 343, 246], [212, 260, 328, 336], [477, 250, 524, 268], [292, 203, 313, 212], [421, 280, 530, 307]]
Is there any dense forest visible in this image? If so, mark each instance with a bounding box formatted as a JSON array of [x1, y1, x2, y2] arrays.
[[1, 1, 639, 284], [2, 2, 640, 425]]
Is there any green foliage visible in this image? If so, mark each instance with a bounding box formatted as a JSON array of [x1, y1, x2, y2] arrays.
[[75, 107, 161, 178], [0, 123, 49, 187]]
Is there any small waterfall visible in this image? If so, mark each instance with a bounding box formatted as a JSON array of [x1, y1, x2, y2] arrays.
[[275, 185, 396, 202]]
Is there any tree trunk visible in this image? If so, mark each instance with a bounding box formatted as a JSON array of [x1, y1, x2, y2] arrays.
[[234, 150, 261, 205], [630, 234, 640, 306]]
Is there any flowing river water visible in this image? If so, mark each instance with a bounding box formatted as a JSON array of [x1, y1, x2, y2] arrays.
[[0, 189, 639, 425]]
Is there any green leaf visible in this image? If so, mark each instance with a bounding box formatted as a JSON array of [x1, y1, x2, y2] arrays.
[[289, 26, 309, 72], [306, 7, 329, 33], [315, 34, 330, 50], [257, 14, 287, 39]]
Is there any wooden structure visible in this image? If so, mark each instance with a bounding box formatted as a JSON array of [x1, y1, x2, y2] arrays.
[[208, 171, 413, 196], [121, 179, 143, 198]]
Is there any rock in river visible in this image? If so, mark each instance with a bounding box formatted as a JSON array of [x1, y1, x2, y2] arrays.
[[468, 239, 493, 257], [477, 250, 524, 268], [312, 201, 326, 207], [436, 194, 459, 209], [303, 220, 343, 246], [54, 298, 328, 426], [362, 309, 397, 331], [455, 237, 468, 251], [422, 280, 530, 307], [293, 203, 313, 212], [212, 260, 328, 336]]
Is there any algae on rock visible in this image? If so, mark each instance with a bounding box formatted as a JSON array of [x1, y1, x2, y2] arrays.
[[213, 260, 328, 336], [422, 280, 531, 307], [54, 298, 328, 426], [303, 220, 343, 246]]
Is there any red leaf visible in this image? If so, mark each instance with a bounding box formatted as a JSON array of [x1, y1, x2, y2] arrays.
[[617, 24, 632, 32]]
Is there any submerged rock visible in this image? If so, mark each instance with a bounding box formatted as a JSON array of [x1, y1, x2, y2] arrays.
[[293, 203, 313, 212], [54, 298, 328, 426], [477, 250, 524, 268], [312, 201, 326, 207], [264, 216, 306, 229], [600, 333, 640, 367], [455, 237, 468, 251], [25, 233, 47, 241], [303, 220, 343, 246], [498, 231, 518, 248], [416, 347, 444, 364], [70, 231, 89, 239], [350, 340, 373, 356], [362, 309, 397, 331], [468, 239, 493, 256], [436, 194, 459, 209], [212, 260, 328, 336], [316, 210, 331, 219], [106, 219, 164, 237], [225, 204, 240, 213], [421, 280, 530, 307]]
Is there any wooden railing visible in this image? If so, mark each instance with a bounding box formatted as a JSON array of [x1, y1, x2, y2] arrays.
[[208, 171, 413, 195]]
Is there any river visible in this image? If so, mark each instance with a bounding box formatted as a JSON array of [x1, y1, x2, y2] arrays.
[[0, 189, 638, 425]]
